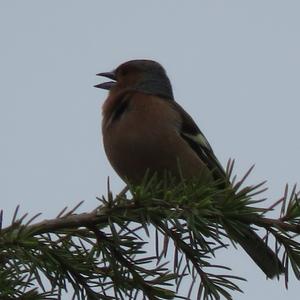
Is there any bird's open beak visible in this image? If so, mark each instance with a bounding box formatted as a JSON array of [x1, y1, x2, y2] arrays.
[[94, 71, 117, 90]]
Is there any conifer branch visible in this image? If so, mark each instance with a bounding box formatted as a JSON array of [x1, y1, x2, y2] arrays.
[[1, 162, 300, 299]]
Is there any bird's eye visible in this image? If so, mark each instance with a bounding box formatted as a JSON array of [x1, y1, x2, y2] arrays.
[[121, 69, 129, 77], [118, 65, 130, 77]]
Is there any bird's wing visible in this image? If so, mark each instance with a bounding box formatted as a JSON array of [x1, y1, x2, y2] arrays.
[[170, 101, 227, 183]]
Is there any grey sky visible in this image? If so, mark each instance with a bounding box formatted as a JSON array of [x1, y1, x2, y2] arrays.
[[0, 1, 299, 299]]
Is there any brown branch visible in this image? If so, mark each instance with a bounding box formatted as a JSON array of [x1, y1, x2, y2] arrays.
[[2, 209, 108, 236], [2, 201, 300, 237], [254, 217, 300, 234]]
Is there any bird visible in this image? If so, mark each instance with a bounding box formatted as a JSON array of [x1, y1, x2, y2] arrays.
[[94, 59, 284, 278]]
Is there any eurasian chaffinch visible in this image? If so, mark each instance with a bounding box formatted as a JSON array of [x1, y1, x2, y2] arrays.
[[95, 59, 283, 278]]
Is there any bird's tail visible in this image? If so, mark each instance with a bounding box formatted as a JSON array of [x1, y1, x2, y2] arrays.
[[231, 227, 284, 278]]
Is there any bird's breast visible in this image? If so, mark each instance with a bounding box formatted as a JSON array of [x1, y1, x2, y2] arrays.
[[102, 95, 211, 184]]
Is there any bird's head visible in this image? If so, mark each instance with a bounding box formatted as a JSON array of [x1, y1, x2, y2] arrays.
[[94, 59, 174, 100]]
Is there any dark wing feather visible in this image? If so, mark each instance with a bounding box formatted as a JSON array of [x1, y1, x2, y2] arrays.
[[170, 101, 227, 184], [169, 101, 284, 277]]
